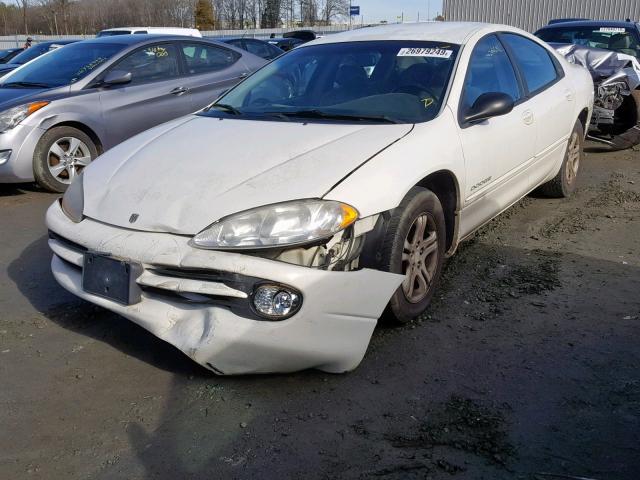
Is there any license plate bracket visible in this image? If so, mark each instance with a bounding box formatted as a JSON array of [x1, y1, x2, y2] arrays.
[[82, 252, 141, 306]]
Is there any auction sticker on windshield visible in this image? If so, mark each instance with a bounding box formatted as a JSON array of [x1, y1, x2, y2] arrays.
[[397, 47, 452, 58]]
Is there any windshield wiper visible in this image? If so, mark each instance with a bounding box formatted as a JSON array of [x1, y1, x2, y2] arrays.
[[1, 81, 52, 89], [208, 103, 242, 115], [267, 109, 400, 124]]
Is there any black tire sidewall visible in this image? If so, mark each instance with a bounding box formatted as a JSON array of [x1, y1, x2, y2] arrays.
[[384, 188, 446, 323], [33, 126, 97, 193]]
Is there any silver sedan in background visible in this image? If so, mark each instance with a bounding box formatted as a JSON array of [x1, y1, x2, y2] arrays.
[[0, 35, 266, 192]]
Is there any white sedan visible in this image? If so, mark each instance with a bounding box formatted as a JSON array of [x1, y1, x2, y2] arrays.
[[47, 22, 593, 374]]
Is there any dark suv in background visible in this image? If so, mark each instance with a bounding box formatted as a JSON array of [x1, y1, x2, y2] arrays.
[[536, 20, 640, 149], [535, 20, 640, 59]]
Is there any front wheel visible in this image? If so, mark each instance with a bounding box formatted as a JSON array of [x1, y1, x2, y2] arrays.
[[380, 187, 447, 323], [33, 126, 98, 193]]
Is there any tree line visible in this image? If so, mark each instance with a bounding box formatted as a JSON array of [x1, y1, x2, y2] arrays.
[[0, 0, 350, 36]]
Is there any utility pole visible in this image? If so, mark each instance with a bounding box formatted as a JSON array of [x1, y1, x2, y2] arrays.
[[349, 0, 352, 29]]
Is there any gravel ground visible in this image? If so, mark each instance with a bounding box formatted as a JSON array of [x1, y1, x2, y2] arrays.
[[1, 143, 639, 480]]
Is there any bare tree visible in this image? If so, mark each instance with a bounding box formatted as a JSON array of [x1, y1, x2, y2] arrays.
[[18, 0, 29, 34]]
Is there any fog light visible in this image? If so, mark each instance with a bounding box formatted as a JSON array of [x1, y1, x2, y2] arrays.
[[252, 284, 301, 319], [0, 149, 11, 165]]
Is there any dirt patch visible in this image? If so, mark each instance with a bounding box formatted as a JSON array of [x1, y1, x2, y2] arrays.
[[385, 396, 515, 469], [540, 172, 640, 238]]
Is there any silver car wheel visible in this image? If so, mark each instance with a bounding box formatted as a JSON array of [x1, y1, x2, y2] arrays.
[[47, 136, 92, 184], [565, 131, 580, 184], [401, 213, 439, 304]]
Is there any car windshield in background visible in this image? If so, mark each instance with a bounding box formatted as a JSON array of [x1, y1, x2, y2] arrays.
[[10, 44, 53, 64], [97, 31, 133, 37], [537, 26, 640, 58], [201, 41, 459, 124], [0, 42, 124, 88]]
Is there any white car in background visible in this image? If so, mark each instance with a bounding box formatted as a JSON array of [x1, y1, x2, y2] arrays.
[[97, 27, 202, 37], [47, 22, 593, 375]]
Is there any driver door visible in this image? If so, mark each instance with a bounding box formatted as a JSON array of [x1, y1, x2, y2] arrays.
[[456, 34, 536, 238], [98, 42, 194, 149]]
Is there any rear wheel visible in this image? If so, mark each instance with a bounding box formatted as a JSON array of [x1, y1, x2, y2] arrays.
[[538, 120, 583, 198], [379, 187, 446, 323], [33, 126, 97, 193]]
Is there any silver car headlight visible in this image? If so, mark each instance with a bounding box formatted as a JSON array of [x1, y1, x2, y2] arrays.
[[191, 199, 359, 250], [0, 101, 49, 132], [60, 174, 84, 223]]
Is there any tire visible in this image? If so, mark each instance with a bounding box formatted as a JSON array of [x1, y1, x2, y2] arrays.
[[379, 187, 447, 324], [33, 126, 98, 193], [538, 120, 584, 198]]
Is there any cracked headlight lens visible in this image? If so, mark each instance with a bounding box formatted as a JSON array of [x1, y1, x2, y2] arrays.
[[192, 199, 358, 250], [0, 101, 49, 132]]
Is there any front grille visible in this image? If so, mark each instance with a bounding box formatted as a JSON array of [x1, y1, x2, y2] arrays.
[[148, 266, 262, 296], [48, 230, 87, 254]]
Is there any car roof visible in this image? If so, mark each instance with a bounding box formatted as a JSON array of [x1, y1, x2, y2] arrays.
[[309, 22, 494, 46], [221, 37, 266, 42], [78, 34, 222, 46], [537, 20, 639, 31], [38, 40, 77, 45], [269, 37, 302, 42]]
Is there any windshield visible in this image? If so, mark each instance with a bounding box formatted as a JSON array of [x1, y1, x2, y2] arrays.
[[11, 43, 55, 64], [0, 42, 124, 88], [537, 26, 640, 58], [201, 41, 459, 124]]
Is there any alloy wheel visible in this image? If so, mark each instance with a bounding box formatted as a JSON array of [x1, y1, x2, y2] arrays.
[[401, 213, 439, 304], [565, 131, 580, 184], [47, 136, 92, 184]]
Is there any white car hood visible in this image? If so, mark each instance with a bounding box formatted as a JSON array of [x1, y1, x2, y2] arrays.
[[83, 115, 412, 234]]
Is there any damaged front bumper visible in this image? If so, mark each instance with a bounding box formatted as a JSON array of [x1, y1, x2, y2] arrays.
[[46, 201, 403, 375]]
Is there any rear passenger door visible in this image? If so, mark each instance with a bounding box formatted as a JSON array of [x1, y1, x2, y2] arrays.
[[499, 33, 575, 187], [178, 41, 249, 111], [98, 42, 194, 148]]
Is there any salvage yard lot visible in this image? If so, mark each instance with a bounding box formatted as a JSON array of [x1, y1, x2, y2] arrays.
[[1, 144, 639, 479]]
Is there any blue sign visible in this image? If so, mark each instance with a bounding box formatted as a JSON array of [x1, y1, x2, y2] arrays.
[[350, 5, 360, 16]]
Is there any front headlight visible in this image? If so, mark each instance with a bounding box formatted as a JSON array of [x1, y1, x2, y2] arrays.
[[60, 174, 84, 223], [191, 199, 359, 250], [0, 101, 49, 132]]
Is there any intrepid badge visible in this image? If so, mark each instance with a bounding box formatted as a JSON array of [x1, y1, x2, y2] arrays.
[[129, 214, 139, 224]]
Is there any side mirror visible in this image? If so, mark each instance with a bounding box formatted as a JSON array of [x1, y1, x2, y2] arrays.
[[102, 70, 132, 86], [463, 92, 515, 125]]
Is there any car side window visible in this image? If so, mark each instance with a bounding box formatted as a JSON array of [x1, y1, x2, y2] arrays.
[[462, 35, 521, 111], [501, 33, 559, 94], [245, 40, 271, 59], [111, 44, 180, 85], [181, 43, 241, 74]]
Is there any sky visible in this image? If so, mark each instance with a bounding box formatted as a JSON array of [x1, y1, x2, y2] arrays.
[[350, 0, 445, 24]]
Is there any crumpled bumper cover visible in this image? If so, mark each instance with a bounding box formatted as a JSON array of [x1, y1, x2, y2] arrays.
[[46, 201, 404, 375]]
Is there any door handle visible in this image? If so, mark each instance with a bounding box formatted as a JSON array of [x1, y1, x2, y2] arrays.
[[170, 86, 188, 96], [239, 72, 249, 79], [522, 110, 534, 125]]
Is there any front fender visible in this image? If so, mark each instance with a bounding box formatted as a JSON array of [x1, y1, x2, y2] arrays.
[[324, 108, 466, 219]]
